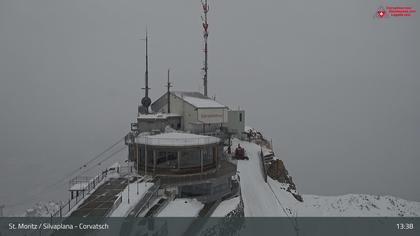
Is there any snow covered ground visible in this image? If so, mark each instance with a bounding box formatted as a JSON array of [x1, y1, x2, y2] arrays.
[[234, 139, 420, 217], [211, 196, 240, 217], [21, 138, 420, 218], [157, 198, 203, 217], [110, 181, 152, 217], [23, 201, 61, 217], [295, 194, 420, 217], [234, 139, 289, 216]]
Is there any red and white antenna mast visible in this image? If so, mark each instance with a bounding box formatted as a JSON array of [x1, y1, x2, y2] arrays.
[[201, 0, 209, 97]]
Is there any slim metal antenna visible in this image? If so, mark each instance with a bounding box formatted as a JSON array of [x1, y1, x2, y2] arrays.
[[142, 29, 150, 97], [140, 29, 151, 114], [165, 69, 173, 113], [201, 0, 209, 97]]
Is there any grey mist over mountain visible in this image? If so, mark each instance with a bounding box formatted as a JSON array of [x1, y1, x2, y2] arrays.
[[0, 0, 419, 215]]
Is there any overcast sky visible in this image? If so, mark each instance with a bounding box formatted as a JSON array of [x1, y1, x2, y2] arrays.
[[0, 0, 419, 215]]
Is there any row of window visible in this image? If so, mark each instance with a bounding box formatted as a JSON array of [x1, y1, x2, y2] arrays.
[[134, 146, 216, 169]]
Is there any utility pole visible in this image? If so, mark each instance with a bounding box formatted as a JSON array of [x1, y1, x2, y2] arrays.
[[136, 143, 139, 195], [201, 0, 209, 97]]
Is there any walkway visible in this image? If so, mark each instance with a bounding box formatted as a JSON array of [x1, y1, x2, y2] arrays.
[[70, 178, 128, 217]]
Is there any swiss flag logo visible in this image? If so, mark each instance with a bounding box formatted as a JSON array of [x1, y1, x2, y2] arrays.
[[377, 9, 386, 18]]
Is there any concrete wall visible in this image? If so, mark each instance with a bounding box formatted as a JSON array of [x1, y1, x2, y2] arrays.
[[155, 93, 197, 131], [223, 110, 245, 137], [153, 93, 232, 134], [158, 94, 200, 132], [178, 176, 232, 203]]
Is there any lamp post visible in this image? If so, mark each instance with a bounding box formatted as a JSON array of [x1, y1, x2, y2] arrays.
[[125, 160, 130, 204], [145, 136, 147, 176], [144, 136, 148, 187], [136, 143, 139, 195]]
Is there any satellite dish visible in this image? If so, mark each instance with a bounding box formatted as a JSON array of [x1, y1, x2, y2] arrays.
[[141, 96, 152, 108]]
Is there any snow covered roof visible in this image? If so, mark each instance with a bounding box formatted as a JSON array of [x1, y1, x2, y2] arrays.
[[135, 132, 220, 146], [172, 91, 227, 109], [182, 96, 226, 108], [137, 112, 181, 120]]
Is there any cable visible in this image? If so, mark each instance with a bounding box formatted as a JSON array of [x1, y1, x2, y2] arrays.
[[42, 137, 125, 190], [2, 136, 126, 210], [78, 146, 126, 176]]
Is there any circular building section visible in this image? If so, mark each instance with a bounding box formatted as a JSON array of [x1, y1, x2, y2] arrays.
[[130, 132, 221, 175]]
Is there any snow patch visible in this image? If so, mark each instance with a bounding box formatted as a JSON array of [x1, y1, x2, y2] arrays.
[[157, 198, 203, 217]]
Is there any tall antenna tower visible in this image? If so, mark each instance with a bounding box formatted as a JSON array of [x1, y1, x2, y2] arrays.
[[201, 0, 209, 97], [139, 30, 151, 114]]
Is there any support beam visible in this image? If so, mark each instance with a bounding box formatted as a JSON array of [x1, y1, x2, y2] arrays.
[[177, 151, 181, 170], [153, 150, 156, 174], [200, 149, 203, 173], [145, 140, 148, 176]]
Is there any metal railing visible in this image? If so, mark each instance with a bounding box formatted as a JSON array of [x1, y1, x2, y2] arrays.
[[51, 171, 109, 219], [29, 171, 109, 236], [105, 194, 123, 217], [129, 179, 161, 217], [259, 146, 268, 183]]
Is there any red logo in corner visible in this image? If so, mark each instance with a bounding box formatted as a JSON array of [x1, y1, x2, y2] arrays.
[[377, 9, 386, 18]]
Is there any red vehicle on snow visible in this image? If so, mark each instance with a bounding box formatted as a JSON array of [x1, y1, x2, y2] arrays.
[[233, 144, 249, 160]]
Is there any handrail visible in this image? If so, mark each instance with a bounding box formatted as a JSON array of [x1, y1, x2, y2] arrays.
[[259, 146, 268, 183], [51, 171, 109, 219], [106, 194, 123, 217], [129, 179, 161, 217]]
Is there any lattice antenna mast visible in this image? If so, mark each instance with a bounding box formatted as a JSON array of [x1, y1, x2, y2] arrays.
[[201, 0, 209, 97]]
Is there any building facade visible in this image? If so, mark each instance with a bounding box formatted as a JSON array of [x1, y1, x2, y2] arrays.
[[127, 132, 237, 202], [151, 91, 244, 136]]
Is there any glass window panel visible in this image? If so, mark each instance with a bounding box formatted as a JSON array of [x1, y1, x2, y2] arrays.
[[180, 150, 201, 168], [155, 151, 178, 169]]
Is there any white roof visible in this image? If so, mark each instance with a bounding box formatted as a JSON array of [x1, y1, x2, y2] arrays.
[[171, 91, 227, 109], [182, 96, 227, 109], [136, 132, 220, 146]]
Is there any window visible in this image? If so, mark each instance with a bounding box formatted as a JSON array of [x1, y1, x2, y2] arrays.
[[180, 150, 201, 168], [239, 113, 242, 122], [202, 147, 213, 165], [155, 151, 178, 169]]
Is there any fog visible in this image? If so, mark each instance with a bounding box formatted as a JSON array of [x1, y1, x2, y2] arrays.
[[0, 0, 419, 215]]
